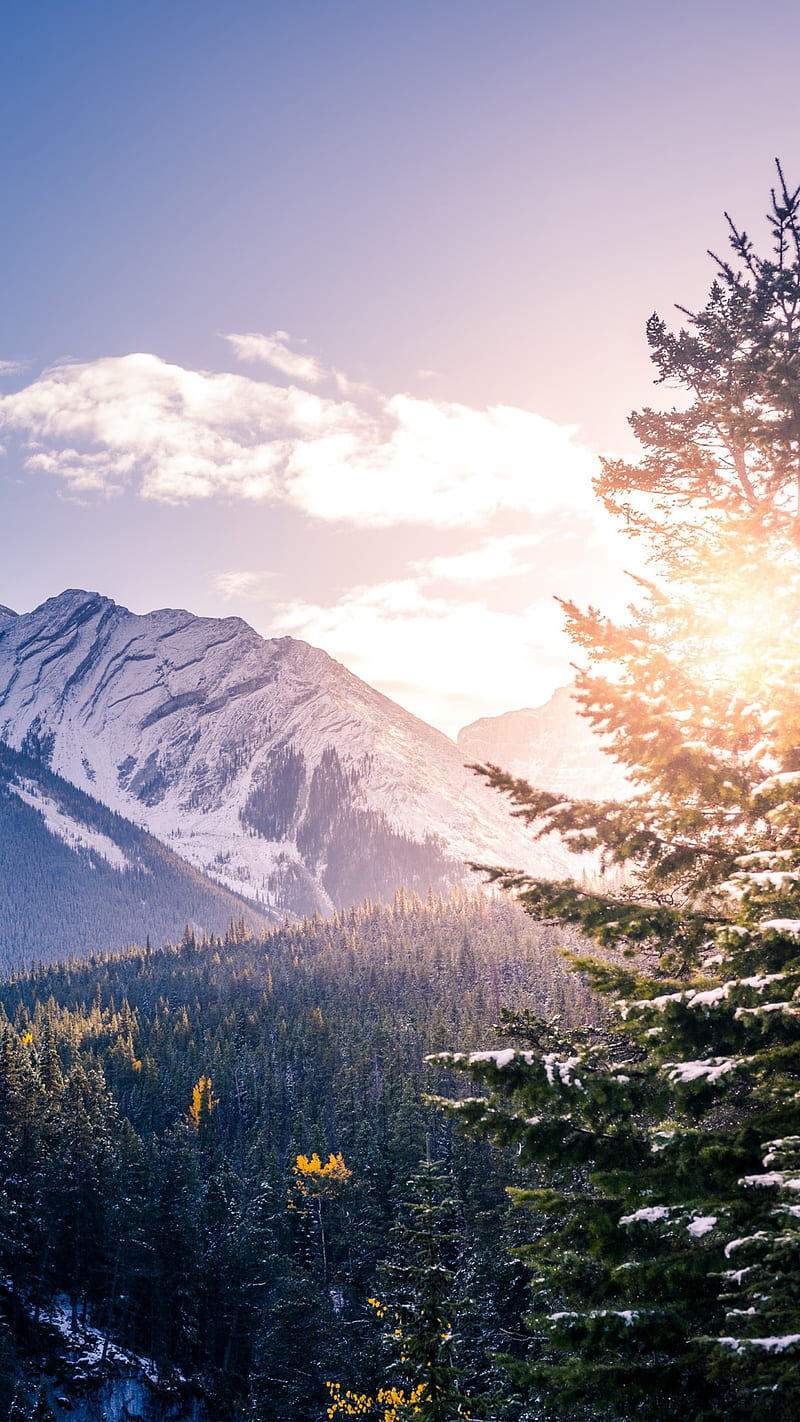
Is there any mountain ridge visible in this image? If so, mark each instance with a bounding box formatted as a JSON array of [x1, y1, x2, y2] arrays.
[[0, 589, 577, 917], [458, 684, 633, 800]]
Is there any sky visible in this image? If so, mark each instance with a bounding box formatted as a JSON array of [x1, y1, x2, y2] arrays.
[[2, 0, 799, 737]]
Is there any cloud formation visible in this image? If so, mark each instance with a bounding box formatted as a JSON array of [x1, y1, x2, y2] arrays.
[[272, 571, 570, 738], [213, 569, 275, 600], [420, 533, 546, 584], [0, 343, 602, 530], [263, 531, 608, 734], [262, 519, 643, 735], [224, 330, 327, 384]]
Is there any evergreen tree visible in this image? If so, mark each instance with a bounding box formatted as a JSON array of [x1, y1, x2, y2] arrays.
[[0, 1323, 20, 1420], [381, 1151, 473, 1422], [439, 165, 800, 1421], [30, 1381, 56, 1422], [7, 1381, 28, 1422]]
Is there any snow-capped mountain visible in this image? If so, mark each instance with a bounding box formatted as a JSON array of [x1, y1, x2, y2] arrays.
[[458, 685, 633, 801], [0, 590, 574, 917]]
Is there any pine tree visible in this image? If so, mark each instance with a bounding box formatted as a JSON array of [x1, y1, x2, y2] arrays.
[[437, 166, 800, 1422], [30, 1381, 56, 1422], [7, 1380, 28, 1422], [381, 1151, 473, 1422]]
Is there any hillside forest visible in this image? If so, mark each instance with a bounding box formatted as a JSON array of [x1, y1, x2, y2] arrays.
[[0, 894, 592, 1420]]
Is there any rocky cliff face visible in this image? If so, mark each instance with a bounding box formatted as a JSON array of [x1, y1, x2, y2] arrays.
[[458, 684, 633, 801], [0, 590, 575, 916], [7, 1288, 209, 1422]]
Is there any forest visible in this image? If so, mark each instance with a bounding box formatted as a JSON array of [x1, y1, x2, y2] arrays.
[[0, 893, 592, 1420]]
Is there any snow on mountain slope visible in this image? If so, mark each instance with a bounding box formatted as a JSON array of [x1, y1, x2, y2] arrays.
[[458, 685, 634, 801], [8, 775, 131, 869], [0, 590, 575, 916], [0, 740, 271, 968]]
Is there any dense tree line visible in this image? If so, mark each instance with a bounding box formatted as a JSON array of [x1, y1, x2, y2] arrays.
[[0, 891, 592, 1418]]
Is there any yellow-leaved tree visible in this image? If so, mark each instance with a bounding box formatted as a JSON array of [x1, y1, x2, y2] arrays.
[[288, 1152, 352, 1283], [187, 1074, 217, 1130]]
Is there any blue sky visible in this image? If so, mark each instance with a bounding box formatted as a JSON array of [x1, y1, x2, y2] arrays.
[[2, 0, 799, 734]]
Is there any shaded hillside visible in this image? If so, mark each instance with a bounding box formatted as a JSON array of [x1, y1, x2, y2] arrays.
[[0, 741, 270, 970]]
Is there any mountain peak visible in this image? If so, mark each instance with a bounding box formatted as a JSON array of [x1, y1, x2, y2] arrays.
[[0, 590, 577, 917], [37, 587, 117, 612], [458, 685, 633, 800]]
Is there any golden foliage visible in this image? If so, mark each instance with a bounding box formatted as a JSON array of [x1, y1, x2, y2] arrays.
[[291, 1151, 352, 1199], [188, 1074, 218, 1127], [325, 1379, 426, 1420]]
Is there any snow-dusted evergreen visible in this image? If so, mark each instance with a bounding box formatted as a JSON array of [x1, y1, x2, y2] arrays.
[[0, 592, 574, 917], [436, 166, 800, 1421]]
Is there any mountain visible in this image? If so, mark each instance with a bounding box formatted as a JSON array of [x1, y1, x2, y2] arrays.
[[0, 590, 574, 918], [458, 684, 633, 800], [0, 740, 270, 970]]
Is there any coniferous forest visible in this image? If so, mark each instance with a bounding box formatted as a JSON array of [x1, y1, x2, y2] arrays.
[[0, 894, 591, 1420]]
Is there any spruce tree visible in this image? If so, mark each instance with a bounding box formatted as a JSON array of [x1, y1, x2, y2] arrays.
[[382, 1151, 471, 1422], [29, 1381, 56, 1422], [7, 1381, 28, 1422], [436, 165, 800, 1422]]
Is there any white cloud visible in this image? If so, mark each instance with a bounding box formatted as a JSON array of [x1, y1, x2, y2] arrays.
[[284, 394, 598, 528], [270, 572, 572, 738], [421, 533, 545, 584], [0, 360, 29, 377], [1, 353, 349, 503], [224, 330, 327, 384], [213, 569, 274, 600], [0, 346, 604, 530], [265, 525, 644, 735]]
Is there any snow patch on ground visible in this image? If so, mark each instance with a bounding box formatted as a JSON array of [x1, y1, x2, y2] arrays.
[[39, 1295, 162, 1381]]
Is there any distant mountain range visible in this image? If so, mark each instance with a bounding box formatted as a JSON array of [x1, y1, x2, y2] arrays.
[[458, 684, 633, 800], [0, 590, 579, 932]]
